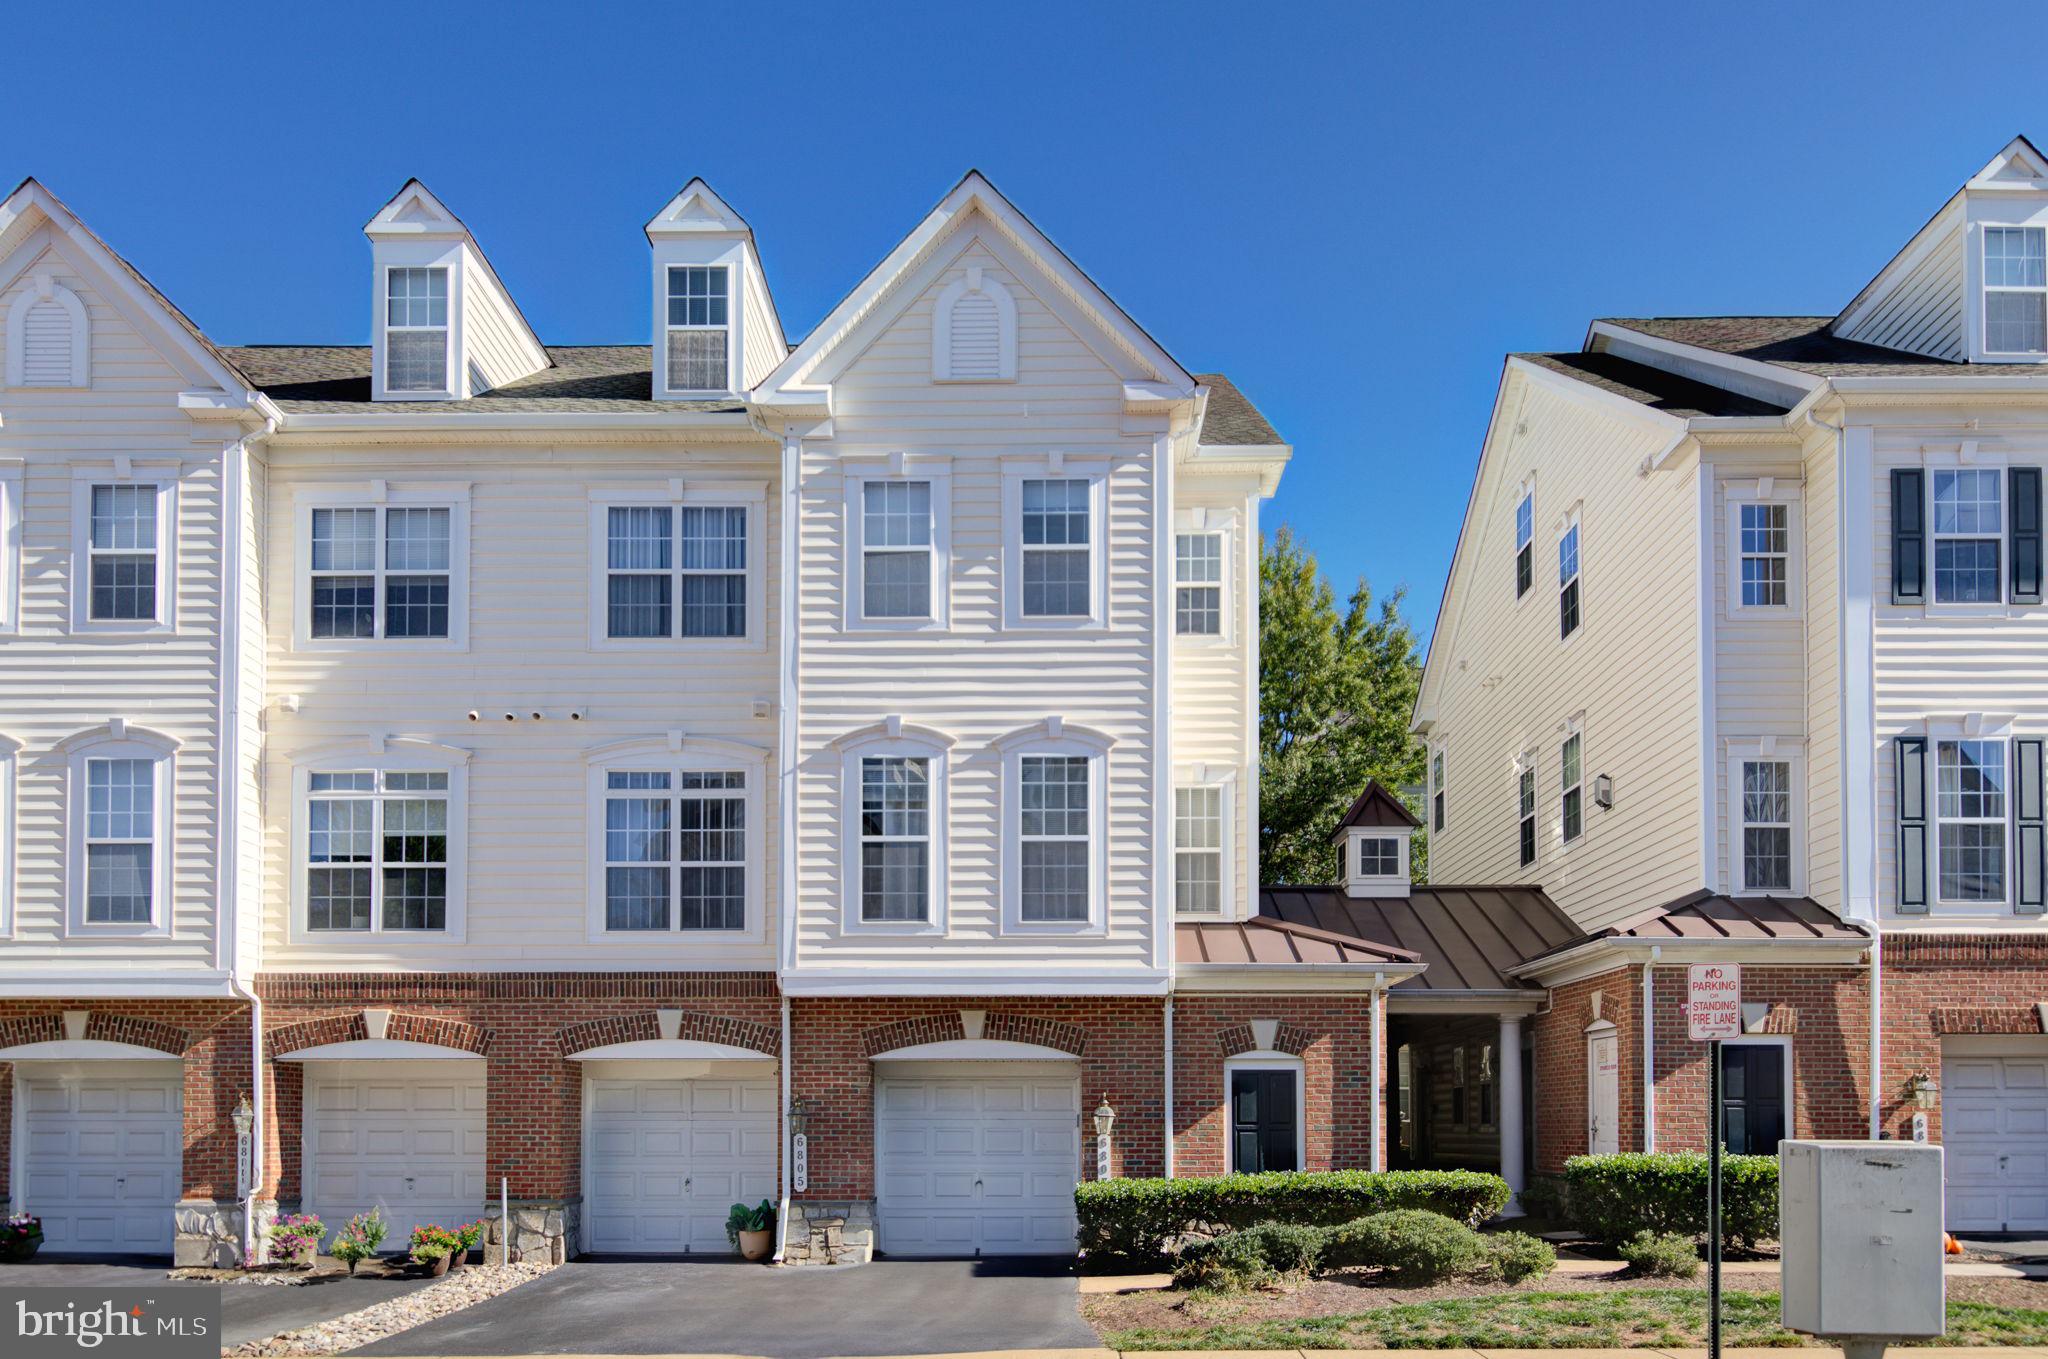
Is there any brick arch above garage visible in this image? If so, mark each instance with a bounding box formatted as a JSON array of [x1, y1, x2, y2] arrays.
[[0, 1011, 192, 1055], [266, 1012, 492, 1058], [859, 1011, 1088, 1058], [555, 1010, 780, 1058]]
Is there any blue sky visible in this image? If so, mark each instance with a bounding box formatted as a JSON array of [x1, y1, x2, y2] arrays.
[[9, 1, 2045, 645]]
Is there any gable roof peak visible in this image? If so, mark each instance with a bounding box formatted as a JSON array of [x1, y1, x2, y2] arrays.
[[1969, 134, 2048, 188], [1327, 781, 1423, 843], [363, 178, 467, 237], [644, 178, 753, 239]]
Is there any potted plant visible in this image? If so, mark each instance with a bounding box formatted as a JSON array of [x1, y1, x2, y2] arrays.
[[330, 1209, 388, 1276], [270, 1213, 326, 1270], [451, 1221, 485, 1270], [1, 1213, 43, 1263], [408, 1224, 460, 1278], [725, 1200, 775, 1262]]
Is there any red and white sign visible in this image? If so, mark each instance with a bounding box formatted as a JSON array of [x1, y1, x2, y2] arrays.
[[1687, 963, 1741, 1040]]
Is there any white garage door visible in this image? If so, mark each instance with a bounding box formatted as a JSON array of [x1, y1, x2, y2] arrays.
[[875, 1061, 1079, 1257], [585, 1076, 777, 1253], [23, 1070, 181, 1256], [304, 1063, 486, 1244], [1943, 1040, 2048, 1232]]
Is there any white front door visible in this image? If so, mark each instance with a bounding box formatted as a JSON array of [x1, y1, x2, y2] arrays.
[[584, 1076, 777, 1253], [1942, 1040, 2048, 1232], [1586, 1030, 1620, 1155], [873, 1061, 1079, 1257], [302, 1062, 487, 1244], [22, 1070, 182, 1256]]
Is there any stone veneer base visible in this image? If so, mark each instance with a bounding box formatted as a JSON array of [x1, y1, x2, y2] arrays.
[[781, 1200, 874, 1266], [483, 1198, 581, 1265], [174, 1198, 279, 1268]]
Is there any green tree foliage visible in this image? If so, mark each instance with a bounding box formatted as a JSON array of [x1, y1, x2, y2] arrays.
[[1259, 526, 1426, 884]]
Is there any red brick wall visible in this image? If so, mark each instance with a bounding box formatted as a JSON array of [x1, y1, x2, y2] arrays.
[[1171, 994, 1380, 1177], [788, 995, 1166, 1203], [1530, 968, 1640, 1172], [1878, 934, 2048, 1143], [255, 972, 779, 1202], [0, 999, 250, 1200]]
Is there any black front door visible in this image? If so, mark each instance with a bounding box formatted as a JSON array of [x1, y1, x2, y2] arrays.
[[1720, 1044, 1787, 1155], [1230, 1069, 1299, 1173]]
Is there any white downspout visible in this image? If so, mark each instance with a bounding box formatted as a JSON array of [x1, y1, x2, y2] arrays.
[[1641, 947, 1659, 1152], [1867, 933, 1883, 1138], [774, 993, 791, 1263], [1161, 996, 1174, 1177], [1369, 973, 1385, 1171]]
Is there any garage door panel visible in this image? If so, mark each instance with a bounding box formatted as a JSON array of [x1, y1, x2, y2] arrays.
[[1943, 1043, 2048, 1232], [305, 1065, 487, 1244], [24, 1073, 182, 1257], [584, 1077, 777, 1254]]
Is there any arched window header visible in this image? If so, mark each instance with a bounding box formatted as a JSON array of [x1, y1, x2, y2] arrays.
[[932, 264, 1016, 382]]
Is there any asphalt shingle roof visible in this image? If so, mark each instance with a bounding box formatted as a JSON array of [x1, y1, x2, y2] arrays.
[[1516, 350, 1789, 418], [1602, 315, 2048, 380], [1194, 372, 1284, 445], [222, 345, 746, 414]]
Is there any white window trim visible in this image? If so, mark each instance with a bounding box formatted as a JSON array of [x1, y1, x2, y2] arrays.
[[1171, 766, 1237, 921], [0, 733, 18, 937], [69, 469, 178, 634], [1222, 1052, 1307, 1174], [1560, 726, 1586, 851], [1978, 222, 2048, 360], [375, 263, 457, 401], [1717, 1035, 1795, 1149], [843, 459, 952, 632], [1920, 716, 2018, 915], [1921, 451, 2011, 614], [1002, 459, 1110, 631], [931, 267, 1018, 382], [996, 721, 1114, 935], [1726, 739, 1806, 896], [835, 720, 954, 936], [1516, 749, 1538, 868], [1172, 507, 1234, 644], [661, 262, 736, 397], [287, 738, 470, 946], [586, 482, 768, 650], [1344, 830, 1409, 898], [292, 483, 471, 651], [1724, 480, 1803, 617], [4, 273, 90, 388], [1557, 505, 1584, 642], [583, 736, 769, 945], [59, 722, 179, 939], [0, 460, 20, 635], [1429, 744, 1446, 835]]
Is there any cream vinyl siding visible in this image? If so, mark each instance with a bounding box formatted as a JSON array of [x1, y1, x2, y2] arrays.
[[739, 261, 783, 390], [1708, 449, 1808, 893], [0, 241, 228, 974], [232, 447, 269, 972], [1801, 423, 1844, 910], [790, 239, 1164, 980], [1869, 418, 2048, 922], [1170, 487, 1257, 919], [1835, 208, 1967, 362], [1424, 373, 1702, 930], [455, 243, 546, 395], [260, 443, 781, 970]]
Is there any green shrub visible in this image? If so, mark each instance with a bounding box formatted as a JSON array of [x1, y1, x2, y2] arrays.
[[1482, 1230, 1556, 1283], [1562, 1152, 1778, 1249], [1515, 1174, 1568, 1222], [1328, 1209, 1486, 1283], [1172, 1221, 1327, 1290], [1618, 1229, 1701, 1279], [1238, 1222, 1326, 1275], [1075, 1170, 1511, 1260]]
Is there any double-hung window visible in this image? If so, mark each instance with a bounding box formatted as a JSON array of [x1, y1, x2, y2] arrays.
[[1558, 516, 1582, 638], [385, 267, 449, 393], [86, 483, 162, 623], [1931, 469, 2004, 604], [1514, 491, 1533, 598], [1985, 226, 2048, 355], [665, 265, 730, 391], [85, 758, 156, 924], [1020, 478, 1092, 618], [309, 504, 453, 640], [1175, 532, 1223, 635], [1561, 733, 1584, 844], [603, 505, 749, 639], [862, 482, 934, 620], [1937, 738, 2007, 904], [1517, 761, 1537, 867], [1174, 785, 1224, 916], [1740, 759, 1794, 892], [861, 756, 932, 923], [1019, 754, 1091, 923], [305, 768, 452, 934], [1430, 749, 1446, 833], [1739, 504, 1790, 607], [601, 769, 748, 931]]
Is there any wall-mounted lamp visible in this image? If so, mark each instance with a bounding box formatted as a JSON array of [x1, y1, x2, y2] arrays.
[[789, 1095, 810, 1137], [232, 1094, 254, 1139], [1593, 774, 1614, 810], [1908, 1071, 1939, 1109]]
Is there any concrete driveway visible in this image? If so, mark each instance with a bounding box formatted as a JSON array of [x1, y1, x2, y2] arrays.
[[7, 1256, 439, 1348], [350, 1257, 1100, 1357]]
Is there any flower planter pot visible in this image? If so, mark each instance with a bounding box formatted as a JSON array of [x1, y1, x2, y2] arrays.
[[1, 1237, 42, 1264], [419, 1253, 451, 1278], [448, 1248, 467, 1271], [738, 1228, 773, 1262]]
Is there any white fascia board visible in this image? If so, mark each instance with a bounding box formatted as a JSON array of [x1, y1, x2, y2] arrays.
[[870, 1039, 1079, 1062], [1506, 355, 1694, 437], [1508, 934, 1873, 987], [0, 1040, 184, 1061], [1829, 374, 2048, 394], [1384, 989, 1547, 1015], [776, 969, 1172, 998], [268, 410, 761, 437], [1174, 964, 1425, 994], [0, 972, 241, 999], [566, 1039, 767, 1062], [1586, 323, 1819, 407]]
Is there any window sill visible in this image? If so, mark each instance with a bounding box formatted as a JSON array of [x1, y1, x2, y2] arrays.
[[842, 917, 946, 937], [63, 921, 172, 941], [843, 615, 950, 634], [70, 620, 175, 637], [1001, 918, 1106, 938], [294, 636, 468, 653], [589, 634, 763, 653]]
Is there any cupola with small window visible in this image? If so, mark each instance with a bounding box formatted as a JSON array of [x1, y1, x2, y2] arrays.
[[364, 180, 546, 402], [644, 180, 785, 400], [1330, 780, 1420, 898]]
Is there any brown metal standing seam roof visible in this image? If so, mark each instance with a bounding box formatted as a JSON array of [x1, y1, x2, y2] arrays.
[[1257, 885, 1583, 993], [1176, 915, 1419, 968]]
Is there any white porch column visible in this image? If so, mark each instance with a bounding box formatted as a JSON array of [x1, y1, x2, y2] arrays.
[[1498, 1013, 1526, 1216]]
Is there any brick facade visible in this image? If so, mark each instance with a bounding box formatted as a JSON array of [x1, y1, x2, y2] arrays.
[[1877, 933, 2048, 1142], [1530, 968, 1642, 1172]]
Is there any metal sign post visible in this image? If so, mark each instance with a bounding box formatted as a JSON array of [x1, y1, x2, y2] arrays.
[[1688, 963, 1741, 1359]]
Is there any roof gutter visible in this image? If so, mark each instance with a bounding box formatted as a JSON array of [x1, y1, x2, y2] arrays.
[[1508, 932, 1873, 986], [1173, 962, 1427, 994]]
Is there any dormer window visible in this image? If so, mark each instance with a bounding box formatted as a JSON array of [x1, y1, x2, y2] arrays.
[[1330, 780, 1421, 899], [666, 265, 730, 391], [1985, 227, 2048, 354], [385, 267, 449, 392], [1355, 835, 1399, 878]]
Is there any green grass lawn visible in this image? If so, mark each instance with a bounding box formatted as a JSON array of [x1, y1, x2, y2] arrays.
[[1102, 1290, 2048, 1351]]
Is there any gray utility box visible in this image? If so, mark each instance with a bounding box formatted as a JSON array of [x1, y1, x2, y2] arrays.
[[1779, 1140, 1946, 1340]]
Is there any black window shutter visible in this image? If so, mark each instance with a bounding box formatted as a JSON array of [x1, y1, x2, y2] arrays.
[[2017, 737, 2045, 915], [1892, 469, 1926, 603], [1897, 736, 1929, 913], [2011, 467, 2043, 604]]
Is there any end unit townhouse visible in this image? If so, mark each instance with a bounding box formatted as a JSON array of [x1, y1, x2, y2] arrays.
[[1415, 135, 2048, 1234]]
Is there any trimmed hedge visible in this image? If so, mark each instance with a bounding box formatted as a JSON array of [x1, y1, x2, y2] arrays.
[[1076, 1170, 1511, 1260], [1618, 1229, 1702, 1279], [1563, 1152, 1778, 1250], [1324, 1209, 1485, 1282], [1482, 1230, 1557, 1284], [1173, 1222, 1325, 1290]]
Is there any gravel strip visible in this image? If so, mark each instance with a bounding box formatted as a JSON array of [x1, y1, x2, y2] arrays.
[[228, 1261, 557, 1356]]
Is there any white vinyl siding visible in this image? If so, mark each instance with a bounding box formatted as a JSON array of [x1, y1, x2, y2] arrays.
[[1170, 498, 1254, 921], [1834, 206, 1966, 361]]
